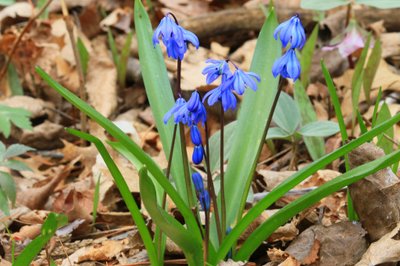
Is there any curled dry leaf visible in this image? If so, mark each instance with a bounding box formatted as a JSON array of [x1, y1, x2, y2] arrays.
[[349, 142, 400, 241], [0, 2, 32, 24], [356, 222, 400, 266], [100, 8, 132, 33], [0, 96, 56, 121]]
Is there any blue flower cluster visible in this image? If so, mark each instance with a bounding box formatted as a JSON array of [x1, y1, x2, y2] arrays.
[[192, 172, 210, 211], [152, 14, 199, 60], [202, 59, 261, 111], [164, 91, 206, 165], [272, 15, 305, 81]]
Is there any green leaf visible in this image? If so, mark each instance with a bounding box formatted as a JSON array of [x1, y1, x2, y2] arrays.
[[107, 29, 119, 66], [35, 67, 201, 242], [0, 0, 15, 6], [357, 110, 368, 134], [0, 115, 11, 138], [37, 0, 49, 19], [215, 111, 400, 262], [0, 171, 16, 205], [352, 71, 364, 128], [77, 38, 89, 76], [0, 105, 32, 137], [7, 63, 23, 96], [139, 167, 203, 265], [273, 92, 301, 135], [298, 121, 340, 137], [372, 87, 383, 127], [266, 127, 291, 139], [4, 144, 34, 159], [208, 121, 237, 172], [117, 31, 132, 88], [0, 160, 31, 171], [14, 213, 67, 266], [363, 39, 381, 103], [356, 0, 400, 8], [0, 142, 6, 161], [66, 128, 160, 265], [235, 149, 400, 260], [294, 81, 325, 160], [134, 0, 190, 203], [300, 24, 319, 88], [0, 187, 10, 215], [222, 9, 282, 238], [301, 0, 349, 10], [376, 103, 393, 154], [92, 173, 101, 225]]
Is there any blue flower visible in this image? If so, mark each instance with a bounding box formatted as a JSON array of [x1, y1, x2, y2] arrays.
[[231, 69, 261, 95], [187, 91, 207, 125], [274, 14, 306, 49], [190, 125, 202, 146], [199, 190, 210, 211], [202, 59, 231, 84], [203, 83, 237, 111], [192, 172, 204, 192], [152, 14, 199, 60], [272, 49, 301, 81], [192, 145, 204, 164], [163, 97, 187, 124]]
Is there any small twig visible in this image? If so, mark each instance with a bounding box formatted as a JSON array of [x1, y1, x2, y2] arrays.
[[57, 237, 73, 266], [60, 0, 88, 133], [0, 0, 53, 83]]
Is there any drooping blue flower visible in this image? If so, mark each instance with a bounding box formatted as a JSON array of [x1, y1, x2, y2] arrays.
[[202, 59, 231, 84], [203, 82, 237, 111], [190, 125, 202, 146], [152, 14, 199, 60], [192, 145, 204, 164], [231, 69, 261, 95], [272, 49, 301, 81], [187, 91, 207, 125], [192, 172, 204, 192], [163, 97, 187, 124], [273, 14, 306, 49], [199, 190, 210, 211]]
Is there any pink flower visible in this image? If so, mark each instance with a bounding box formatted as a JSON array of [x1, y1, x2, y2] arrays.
[[322, 20, 365, 58]]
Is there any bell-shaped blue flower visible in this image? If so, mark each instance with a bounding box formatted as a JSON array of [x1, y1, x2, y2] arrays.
[[274, 14, 306, 49], [192, 172, 204, 193], [199, 190, 210, 211], [153, 14, 199, 60], [187, 91, 207, 125], [163, 97, 187, 124], [192, 145, 204, 164], [203, 83, 237, 111], [190, 125, 202, 146], [272, 49, 301, 81], [231, 69, 261, 95], [202, 59, 231, 84]]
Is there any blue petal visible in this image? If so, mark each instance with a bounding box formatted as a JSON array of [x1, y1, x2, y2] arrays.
[[181, 27, 200, 49], [190, 125, 202, 146], [199, 190, 210, 211], [192, 145, 204, 164], [187, 91, 201, 112], [192, 172, 204, 192]]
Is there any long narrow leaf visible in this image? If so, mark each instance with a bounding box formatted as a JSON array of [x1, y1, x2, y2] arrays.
[[236, 149, 400, 260], [223, 8, 281, 232], [300, 24, 319, 88], [215, 111, 400, 261], [35, 67, 201, 241], [134, 0, 191, 203], [66, 128, 160, 265], [139, 167, 203, 265]]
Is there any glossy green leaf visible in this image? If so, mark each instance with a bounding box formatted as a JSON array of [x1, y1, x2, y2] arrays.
[[235, 149, 400, 260], [363, 39, 381, 103], [139, 167, 203, 265], [300, 24, 319, 88], [209, 121, 237, 172], [77, 38, 89, 76], [294, 81, 325, 160], [298, 121, 340, 137], [66, 128, 160, 265], [222, 9, 281, 236], [35, 67, 201, 241], [273, 92, 301, 135], [266, 127, 291, 139], [0, 171, 16, 205], [376, 103, 393, 154], [356, 0, 400, 8], [215, 111, 400, 262], [7, 63, 23, 95], [134, 0, 190, 203], [14, 213, 67, 266], [301, 0, 349, 10]]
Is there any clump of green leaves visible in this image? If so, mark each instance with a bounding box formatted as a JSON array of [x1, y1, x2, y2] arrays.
[[267, 92, 340, 163], [0, 105, 32, 138], [0, 142, 34, 215], [108, 30, 133, 88]]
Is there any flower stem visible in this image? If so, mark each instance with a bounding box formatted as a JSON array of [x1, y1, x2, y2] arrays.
[[204, 203, 210, 262], [220, 103, 226, 236], [204, 121, 223, 244]]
